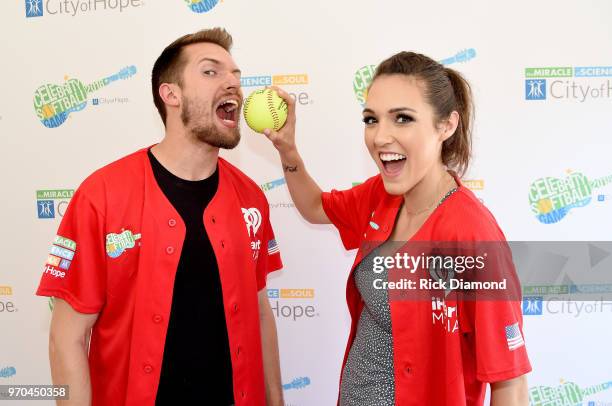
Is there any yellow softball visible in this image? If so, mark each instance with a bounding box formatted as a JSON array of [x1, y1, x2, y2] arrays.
[[243, 88, 288, 133]]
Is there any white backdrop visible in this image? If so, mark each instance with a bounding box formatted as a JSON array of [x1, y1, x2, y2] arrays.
[[1, 1, 612, 405]]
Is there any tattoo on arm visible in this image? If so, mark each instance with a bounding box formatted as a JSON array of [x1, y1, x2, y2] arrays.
[[283, 164, 298, 173]]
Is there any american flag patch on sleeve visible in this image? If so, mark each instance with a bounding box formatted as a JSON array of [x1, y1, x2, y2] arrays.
[[268, 239, 280, 255], [505, 322, 525, 351]]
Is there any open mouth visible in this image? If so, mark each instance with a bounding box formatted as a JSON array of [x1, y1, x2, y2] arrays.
[[215, 99, 239, 128], [379, 152, 406, 177]]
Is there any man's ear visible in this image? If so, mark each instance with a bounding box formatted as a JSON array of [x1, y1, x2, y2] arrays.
[[159, 83, 181, 108]]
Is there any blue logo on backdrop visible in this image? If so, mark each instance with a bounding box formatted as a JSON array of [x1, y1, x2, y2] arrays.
[[526, 80, 547, 100], [522, 297, 543, 315], [25, 0, 44, 17], [241, 76, 273, 88], [187, 0, 219, 13], [283, 377, 311, 391], [0, 367, 16, 378], [37, 200, 55, 219]]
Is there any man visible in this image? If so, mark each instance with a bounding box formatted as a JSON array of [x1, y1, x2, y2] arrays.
[[37, 28, 284, 406]]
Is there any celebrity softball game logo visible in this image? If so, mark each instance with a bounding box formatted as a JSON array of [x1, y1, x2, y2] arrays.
[[241, 73, 313, 106], [525, 65, 612, 101], [528, 170, 612, 224], [0, 285, 17, 314], [184, 0, 220, 13], [0, 366, 17, 379], [36, 189, 74, 219], [353, 48, 477, 106], [260, 177, 286, 192], [283, 376, 311, 391], [529, 379, 612, 406], [267, 288, 319, 321], [25, 0, 144, 18], [106, 229, 141, 258], [33, 65, 137, 128]]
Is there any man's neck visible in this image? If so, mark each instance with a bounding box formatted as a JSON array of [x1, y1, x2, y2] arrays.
[[150, 131, 219, 181]]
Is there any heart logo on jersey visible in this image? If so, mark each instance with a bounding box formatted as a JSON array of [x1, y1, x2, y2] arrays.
[[241, 208, 262, 237]]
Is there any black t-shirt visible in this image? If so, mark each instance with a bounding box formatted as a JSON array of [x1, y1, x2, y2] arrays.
[[149, 150, 234, 406]]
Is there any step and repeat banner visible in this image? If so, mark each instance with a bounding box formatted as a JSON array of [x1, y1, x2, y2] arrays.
[[1, 1, 612, 405]]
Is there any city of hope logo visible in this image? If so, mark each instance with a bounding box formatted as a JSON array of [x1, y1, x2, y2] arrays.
[[267, 288, 318, 321], [0, 285, 17, 313], [36, 189, 74, 219], [26, 0, 143, 18], [525, 65, 612, 101]]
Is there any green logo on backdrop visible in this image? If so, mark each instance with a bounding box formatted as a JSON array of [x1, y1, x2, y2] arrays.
[[529, 380, 612, 406], [33, 66, 137, 128]]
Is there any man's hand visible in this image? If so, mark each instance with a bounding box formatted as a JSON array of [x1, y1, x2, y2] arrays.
[[263, 86, 297, 157]]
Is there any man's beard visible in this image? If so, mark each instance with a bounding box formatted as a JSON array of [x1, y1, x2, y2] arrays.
[[181, 96, 241, 149]]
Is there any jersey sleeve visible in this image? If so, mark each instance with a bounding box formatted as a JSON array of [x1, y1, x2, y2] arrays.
[[320, 176, 378, 250], [453, 201, 532, 382], [255, 204, 283, 291], [36, 185, 107, 314], [461, 298, 532, 382]]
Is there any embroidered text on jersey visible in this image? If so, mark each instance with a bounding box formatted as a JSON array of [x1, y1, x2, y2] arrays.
[[44, 235, 77, 278]]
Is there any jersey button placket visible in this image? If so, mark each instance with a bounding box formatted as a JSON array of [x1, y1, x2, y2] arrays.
[[166, 246, 174, 255], [168, 218, 176, 227], [143, 364, 153, 374]]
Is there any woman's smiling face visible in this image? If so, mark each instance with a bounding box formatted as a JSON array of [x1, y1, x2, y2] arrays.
[[363, 74, 453, 196]]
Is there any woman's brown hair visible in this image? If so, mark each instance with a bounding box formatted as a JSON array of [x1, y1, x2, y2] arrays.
[[372, 51, 474, 176]]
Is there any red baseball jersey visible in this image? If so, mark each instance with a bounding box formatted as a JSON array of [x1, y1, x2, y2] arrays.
[[321, 174, 531, 406], [36, 147, 282, 406]]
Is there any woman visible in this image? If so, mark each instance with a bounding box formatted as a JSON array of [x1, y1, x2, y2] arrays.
[[265, 51, 531, 405]]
